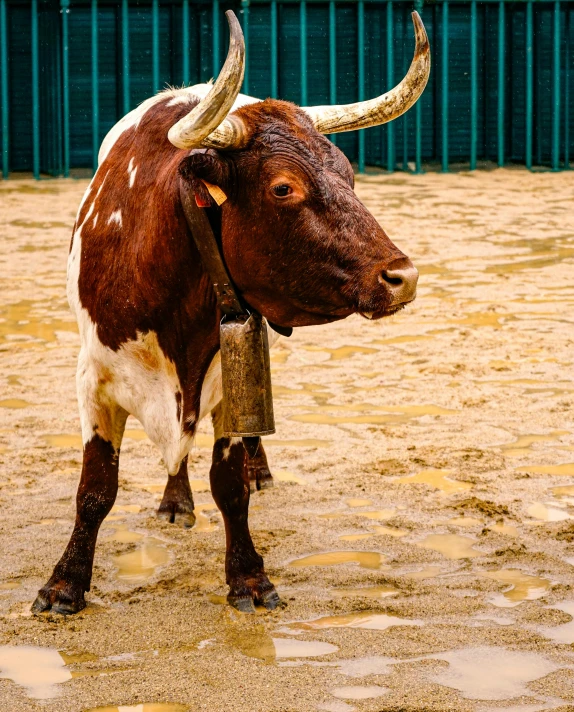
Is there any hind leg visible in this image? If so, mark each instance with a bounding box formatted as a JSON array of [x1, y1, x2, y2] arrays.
[[211, 401, 273, 492], [157, 456, 195, 528], [33, 369, 127, 614]]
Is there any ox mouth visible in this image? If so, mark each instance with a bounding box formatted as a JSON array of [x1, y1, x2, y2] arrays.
[[359, 301, 412, 320]]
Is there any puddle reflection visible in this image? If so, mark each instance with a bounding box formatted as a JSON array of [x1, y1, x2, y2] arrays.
[[289, 551, 386, 570], [481, 569, 551, 607]]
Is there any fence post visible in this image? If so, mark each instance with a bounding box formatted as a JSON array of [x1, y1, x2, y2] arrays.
[[414, 0, 424, 173], [32, 0, 40, 179], [182, 0, 189, 85], [122, 0, 130, 115], [470, 0, 477, 170], [152, 0, 160, 93], [552, 0, 561, 171], [61, 0, 70, 178], [329, 0, 337, 146], [525, 0, 533, 169], [497, 0, 505, 167], [212, 0, 220, 76], [92, 0, 99, 173], [441, 0, 449, 173], [386, 0, 394, 172], [358, 0, 365, 173], [241, 0, 249, 93], [565, 5, 570, 169], [1, 0, 9, 178], [271, 0, 278, 98], [300, 0, 307, 105]]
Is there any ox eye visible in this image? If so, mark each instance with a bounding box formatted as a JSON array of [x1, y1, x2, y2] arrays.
[[272, 184, 292, 197]]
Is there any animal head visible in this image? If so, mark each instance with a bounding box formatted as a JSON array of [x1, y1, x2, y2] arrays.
[[175, 11, 430, 328]]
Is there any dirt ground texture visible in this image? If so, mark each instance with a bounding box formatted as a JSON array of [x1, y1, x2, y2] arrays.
[[0, 169, 573, 712]]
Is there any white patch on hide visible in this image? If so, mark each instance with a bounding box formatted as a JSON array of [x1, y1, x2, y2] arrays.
[[92, 213, 98, 228], [127, 156, 138, 188], [222, 437, 242, 460], [107, 210, 122, 227], [98, 83, 261, 165], [68, 176, 192, 474]]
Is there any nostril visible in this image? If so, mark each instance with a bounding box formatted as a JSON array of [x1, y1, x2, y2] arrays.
[[379, 270, 404, 287]]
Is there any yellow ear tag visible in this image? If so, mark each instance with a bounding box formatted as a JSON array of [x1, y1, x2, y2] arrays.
[[202, 180, 228, 206]]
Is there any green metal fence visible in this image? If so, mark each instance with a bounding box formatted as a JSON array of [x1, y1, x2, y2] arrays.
[[0, 0, 572, 178]]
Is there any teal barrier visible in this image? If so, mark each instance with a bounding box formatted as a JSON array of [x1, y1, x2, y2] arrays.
[[0, 0, 573, 178]]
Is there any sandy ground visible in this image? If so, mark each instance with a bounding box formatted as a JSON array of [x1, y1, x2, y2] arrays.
[[0, 169, 573, 712]]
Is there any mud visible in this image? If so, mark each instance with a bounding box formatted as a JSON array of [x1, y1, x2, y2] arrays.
[[1, 170, 574, 711]]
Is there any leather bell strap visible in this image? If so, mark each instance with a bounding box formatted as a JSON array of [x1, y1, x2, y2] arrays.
[[179, 178, 244, 317]]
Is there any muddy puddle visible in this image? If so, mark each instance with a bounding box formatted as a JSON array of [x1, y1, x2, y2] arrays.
[[417, 533, 482, 559], [481, 569, 551, 607], [289, 551, 386, 570], [287, 611, 422, 632], [394, 468, 473, 494], [113, 537, 170, 583]]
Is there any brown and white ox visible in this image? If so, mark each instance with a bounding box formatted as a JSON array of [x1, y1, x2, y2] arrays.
[[33, 11, 430, 614]]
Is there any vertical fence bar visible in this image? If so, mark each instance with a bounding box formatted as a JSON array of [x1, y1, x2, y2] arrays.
[[414, 0, 424, 173], [1, 0, 8, 178], [329, 1, 337, 146], [92, 0, 99, 174], [182, 0, 189, 85], [212, 0, 220, 75], [152, 0, 160, 93], [241, 0, 249, 93], [470, 0, 477, 170], [358, 0, 365, 173], [31, 0, 40, 178], [402, 4, 409, 170], [552, 0, 561, 170], [441, 0, 449, 172], [300, 0, 307, 104], [525, 0, 533, 169], [270, 0, 278, 97], [122, 0, 130, 114], [565, 6, 570, 169], [497, 1, 505, 167], [61, 0, 70, 177], [386, 0, 395, 171]]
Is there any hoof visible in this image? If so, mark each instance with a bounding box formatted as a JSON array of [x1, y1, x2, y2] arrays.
[[228, 574, 281, 612], [157, 507, 196, 528], [32, 581, 86, 616]]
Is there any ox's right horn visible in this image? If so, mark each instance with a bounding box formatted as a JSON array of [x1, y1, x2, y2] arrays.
[[302, 11, 430, 134], [168, 10, 249, 150]]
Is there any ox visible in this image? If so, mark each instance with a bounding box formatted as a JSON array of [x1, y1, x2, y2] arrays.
[[33, 11, 430, 614]]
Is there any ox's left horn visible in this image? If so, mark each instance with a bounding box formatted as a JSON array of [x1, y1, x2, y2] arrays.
[[168, 10, 248, 150], [302, 11, 430, 134]]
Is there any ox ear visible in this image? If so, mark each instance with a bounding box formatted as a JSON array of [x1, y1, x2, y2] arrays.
[[179, 150, 231, 205]]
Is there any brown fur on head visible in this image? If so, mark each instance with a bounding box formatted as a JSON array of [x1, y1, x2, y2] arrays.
[[179, 99, 416, 328]]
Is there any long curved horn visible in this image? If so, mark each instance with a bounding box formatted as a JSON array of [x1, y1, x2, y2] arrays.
[[168, 10, 249, 150], [302, 11, 430, 135]]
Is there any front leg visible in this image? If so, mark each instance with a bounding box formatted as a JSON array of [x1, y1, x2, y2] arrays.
[[209, 437, 280, 612], [32, 435, 120, 615]]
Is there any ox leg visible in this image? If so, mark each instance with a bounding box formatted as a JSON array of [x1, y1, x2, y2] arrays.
[[210, 437, 281, 613], [32, 433, 122, 615], [157, 456, 195, 528], [33, 379, 127, 615], [211, 402, 273, 492]]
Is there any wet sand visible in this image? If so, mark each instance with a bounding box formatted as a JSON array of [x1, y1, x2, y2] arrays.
[[0, 169, 573, 711]]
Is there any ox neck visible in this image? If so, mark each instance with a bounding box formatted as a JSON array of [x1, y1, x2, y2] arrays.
[[179, 179, 293, 337]]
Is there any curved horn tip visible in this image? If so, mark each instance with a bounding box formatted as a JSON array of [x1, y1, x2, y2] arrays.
[[411, 11, 430, 54]]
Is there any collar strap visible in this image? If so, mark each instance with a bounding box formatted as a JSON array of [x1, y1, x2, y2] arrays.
[[179, 178, 244, 317]]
